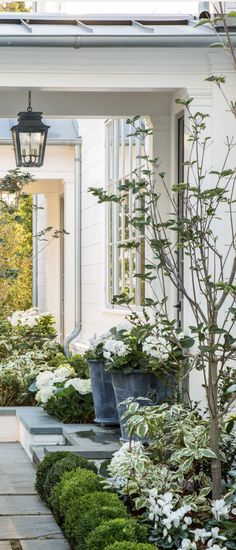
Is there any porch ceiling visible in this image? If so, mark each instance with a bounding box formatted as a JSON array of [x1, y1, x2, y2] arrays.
[[0, 90, 173, 117]]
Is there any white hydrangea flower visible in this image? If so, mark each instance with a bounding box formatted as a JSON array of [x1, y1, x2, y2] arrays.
[[53, 366, 72, 383], [8, 307, 54, 328], [143, 335, 171, 360], [36, 385, 56, 404], [212, 499, 231, 521], [116, 320, 133, 332], [64, 378, 92, 394], [35, 370, 54, 389], [103, 338, 129, 359]]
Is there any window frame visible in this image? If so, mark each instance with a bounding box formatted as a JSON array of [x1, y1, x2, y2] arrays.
[[105, 118, 146, 309]]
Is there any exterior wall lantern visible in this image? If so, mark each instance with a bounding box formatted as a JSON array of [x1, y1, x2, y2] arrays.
[[11, 91, 50, 168]]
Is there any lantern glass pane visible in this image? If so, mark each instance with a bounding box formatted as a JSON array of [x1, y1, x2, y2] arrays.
[[19, 131, 44, 164]]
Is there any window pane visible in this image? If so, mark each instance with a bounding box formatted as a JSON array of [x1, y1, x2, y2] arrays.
[[106, 118, 147, 306]]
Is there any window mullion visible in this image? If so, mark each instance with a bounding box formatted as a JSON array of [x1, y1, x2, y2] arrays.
[[128, 127, 133, 300], [113, 120, 119, 297], [135, 135, 142, 306]]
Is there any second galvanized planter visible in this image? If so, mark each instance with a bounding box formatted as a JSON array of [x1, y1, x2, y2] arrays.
[[88, 359, 119, 426]]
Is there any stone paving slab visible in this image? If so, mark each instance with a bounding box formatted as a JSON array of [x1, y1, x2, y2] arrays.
[[0, 543, 12, 550], [0, 474, 36, 495], [0, 496, 50, 515], [0, 516, 62, 539], [21, 539, 70, 550], [0, 443, 30, 463]]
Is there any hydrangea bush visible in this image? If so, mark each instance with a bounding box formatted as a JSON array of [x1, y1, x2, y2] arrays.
[[88, 320, 194, 376], [0, 307, 90, 408], [35, 365, 94, 423]]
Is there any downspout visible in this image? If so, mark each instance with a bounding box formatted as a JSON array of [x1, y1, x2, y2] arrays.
[[64, 143, 82, 356]]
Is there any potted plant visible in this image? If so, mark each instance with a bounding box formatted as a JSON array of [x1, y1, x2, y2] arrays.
[[104, 320, 194, 439], [85, 333, 119, 426]]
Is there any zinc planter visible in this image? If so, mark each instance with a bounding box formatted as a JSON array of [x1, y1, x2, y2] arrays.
[[111, 370, 175, 440], [88, 360, 119, 426]]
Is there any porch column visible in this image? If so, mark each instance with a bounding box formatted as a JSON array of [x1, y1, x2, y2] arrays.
[[63, 176, 76, 339], [45, 192, 61, 335]]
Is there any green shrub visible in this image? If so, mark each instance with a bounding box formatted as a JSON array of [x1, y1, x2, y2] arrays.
[[104, 544, 157, 550], [85, 518, 148, 550], [64, 491, 127, 549], [35, 451, 74, 499], [49, 467, 102, 521], [69, 354, 89, 378], [43, 455, 97, 503]]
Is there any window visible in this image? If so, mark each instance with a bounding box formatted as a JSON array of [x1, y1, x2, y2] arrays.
[[106, 119, 146, 306]]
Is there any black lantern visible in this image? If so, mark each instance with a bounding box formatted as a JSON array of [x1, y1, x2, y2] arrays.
[[11, 91, 50, 168]]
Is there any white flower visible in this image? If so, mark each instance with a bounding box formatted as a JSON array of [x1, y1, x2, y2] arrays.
[[53, 366, 72, 383], [36, 385, 56, 404], [212, 499, 231, 521], [36, 371, 54, 389], [116, 320, 133, 332], [194, 529, 212, 543], [184, 517, 192, 526], [8, 307, 54, 328], [64, 378, 92, 394], [103, 338, 129, 359], [178, 539, 197, 550], [143, 335, 171, 360]]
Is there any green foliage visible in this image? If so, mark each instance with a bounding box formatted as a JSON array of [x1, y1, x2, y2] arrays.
[[0, 195, 32, 318], [43, 383, 94, 423], [0, 340, 63, 406], [35, 451, 78, 499], [104, 544, 157, 550], [0, 2, 30, 11], [43, 455, 97, 503], [68, 354, 89, 378], [0, 368, 25, 406], [64, 491, 127, 549], [85, 518, 149, 550], [49, 467, 102, 521], [107, 401, 236, 507]]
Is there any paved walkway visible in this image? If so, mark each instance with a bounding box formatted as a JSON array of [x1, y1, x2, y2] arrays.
[[0, 443, 69, 550]]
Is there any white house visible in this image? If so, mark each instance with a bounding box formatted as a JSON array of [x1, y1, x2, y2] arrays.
[[0, 9, 235, 402]]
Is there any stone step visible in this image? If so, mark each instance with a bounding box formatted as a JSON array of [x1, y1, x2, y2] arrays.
[[0, 543, 12, 550], [21, 540, 70, 550], [0, 516, 62, 539], [63, 426, 120, 459], [0, 495, 50, 515]]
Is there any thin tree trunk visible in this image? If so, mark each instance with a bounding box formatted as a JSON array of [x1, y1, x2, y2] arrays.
[[208, 360, 222, 499]]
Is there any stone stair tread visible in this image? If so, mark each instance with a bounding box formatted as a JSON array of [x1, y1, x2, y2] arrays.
[[21, 539, 69, 550], [0, 516, 62, 539]]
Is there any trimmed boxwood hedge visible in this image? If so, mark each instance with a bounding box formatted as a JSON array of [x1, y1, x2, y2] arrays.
[[104, 544, 157, 550], [43, 455, 97, 503], [35, 450, 97, 501], [85, 518, 149, 550], [35, 451, 74, 499], [64, 491, 128, 549], [49, 467, 103, 522]]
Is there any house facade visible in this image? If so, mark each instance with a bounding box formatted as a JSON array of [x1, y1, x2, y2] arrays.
[[0, 11, 235, 402]]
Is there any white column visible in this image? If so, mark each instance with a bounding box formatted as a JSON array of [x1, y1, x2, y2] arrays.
[[45, 193, 61, 334], [63, 177, 76, 339]]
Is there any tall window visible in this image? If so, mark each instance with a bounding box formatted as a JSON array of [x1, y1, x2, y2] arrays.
[[106, 119, 146, 306]]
